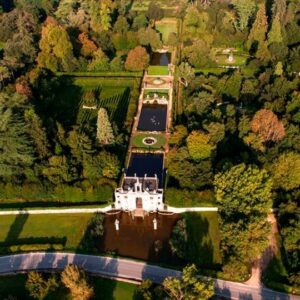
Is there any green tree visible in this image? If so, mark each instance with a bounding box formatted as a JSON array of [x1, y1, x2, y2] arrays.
[[177, 62, 195, 87], [204, 122, 225, 144], [187, 131, 215, 161], [0, 105, 35, 180], [26, 272, 58, 300], [214, 164, 272, 216], [146, 1, 163, 22], [169, 219, 187, 259], [268, 13, 283, 45], [24, 108, 49, 159], [96, 108, 115, 144], [37, 17, 77, 72], [87, 49, 110, 71], [232, 0, 256, 31], [247, 3, 268, 49], [163, 264, 214, 300], [271, 152, 300, 191], [98, 151, 120, 179], [138, 27, 162, 50], [61, 265, 94, 300]]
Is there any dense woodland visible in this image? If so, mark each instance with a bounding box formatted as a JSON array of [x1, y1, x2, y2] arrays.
[[0, 0, 299, 293]]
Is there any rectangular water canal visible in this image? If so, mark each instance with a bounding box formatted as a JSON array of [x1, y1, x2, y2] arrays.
[[137, 104, 167, 132], [126, 153, 164, 188], [150, 52, 171, 66]]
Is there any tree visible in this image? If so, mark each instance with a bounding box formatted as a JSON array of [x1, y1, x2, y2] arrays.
[[61, 265, 94, 300], [214, 164, 272, 216], [177, 62, 195, 87], [163, 264, 214, 300], [169, 219, 187, 259], [138, 27, 162, 50], [268, 13, 283, 45], [87, 49, 110, 71], [232, 0, 256, 31], [24, 108, 50, 159], [251, 109, 285, 142], [272, 152, 300, 191], [0, 104, 35, 180], [89, 213, 105, 238], [26, 272, 58, 300], [96, 108, 115, 144], [169, 125, 188, 146], [135, 279, 153, 300], [125, 46, 149, 71], [98, 151, 120, 179], [187, 131, 215, 161], [37, 17, 77, 72], [146, 1, 163, 22], [205, 122, 225, 144], [247, 3, 268, 49], [78, 32, 98, 57]]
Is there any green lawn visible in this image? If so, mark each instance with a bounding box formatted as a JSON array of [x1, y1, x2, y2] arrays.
[[215, 54, 248, 66], [132, 133, 166, 149], [156, 18, 178, 43], [195, 68, 229, 75], [165, 188, 216, 207], [148, 65, 169, 76], [0, 274, 137, 300], [183, 212, 222, 267], [0, 214, 94, 253]]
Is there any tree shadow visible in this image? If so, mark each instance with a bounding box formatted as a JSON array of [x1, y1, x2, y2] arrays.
[[0, 213, 66, 255], [214, 282, 232, 299], [184, 212, 216, 268], [36, 75, 83, 128]]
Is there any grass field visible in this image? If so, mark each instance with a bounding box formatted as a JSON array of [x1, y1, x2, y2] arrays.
[[215, 54, 248, 66], [148, 65, 169, 75], [0, 274, 137, 300], [0, 214, 94, 253], [156, 18, 178, 43], [132, 133, 166, 149], [184, 212, 222, 267]]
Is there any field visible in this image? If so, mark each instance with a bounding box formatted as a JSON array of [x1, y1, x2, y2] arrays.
[[215, 53, 248, 66], [0, 274, 137, 300], [132, 133, 166, 149], [156, 18, 178, 43], [148, 65, 169, 75], [0, 214, 94, 253]]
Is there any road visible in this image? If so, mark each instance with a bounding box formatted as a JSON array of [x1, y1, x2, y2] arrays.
[[0, 252, 299, 300]]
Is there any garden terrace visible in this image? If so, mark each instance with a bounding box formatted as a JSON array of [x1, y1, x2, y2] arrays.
[[137, 104, 167, 132], [132, 133, 167, 150]]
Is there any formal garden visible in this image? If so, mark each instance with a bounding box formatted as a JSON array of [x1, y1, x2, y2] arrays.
[[0, 0, 299, 297]]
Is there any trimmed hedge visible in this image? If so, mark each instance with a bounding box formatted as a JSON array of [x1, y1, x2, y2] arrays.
[[56, 71, 143, 77]]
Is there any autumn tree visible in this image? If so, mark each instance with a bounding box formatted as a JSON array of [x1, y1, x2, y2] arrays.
[[26, 272, 58, 300], [163, 264, 214, 300], [61, 265, 94, 300], [187, 131, 215, 161], [96, 108, 115, 144], [125, 46, 149, 71], [232, 0, 256, 31], [78, 32, 98, 57], [37, 17, 77, 72], [251, 108, 285, 142]]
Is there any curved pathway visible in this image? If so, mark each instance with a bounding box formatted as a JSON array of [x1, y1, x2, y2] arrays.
[[0, 252, 299, 300]]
